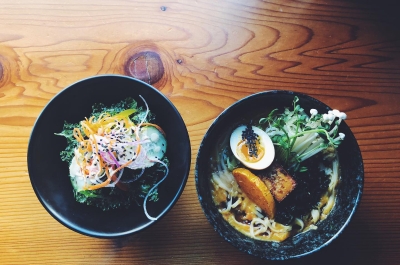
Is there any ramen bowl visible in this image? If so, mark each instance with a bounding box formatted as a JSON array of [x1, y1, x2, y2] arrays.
[[195, 90, 363, 260], [28, 75, 191, 238]]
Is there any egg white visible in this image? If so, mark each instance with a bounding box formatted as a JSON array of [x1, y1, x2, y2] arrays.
[[230, 125, 275, 170]]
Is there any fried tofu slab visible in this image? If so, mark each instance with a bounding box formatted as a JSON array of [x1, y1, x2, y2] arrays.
[[257, 163, 296, 202]]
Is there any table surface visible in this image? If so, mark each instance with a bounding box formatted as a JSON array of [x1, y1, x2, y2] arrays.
[[1, 1, 400, 264]]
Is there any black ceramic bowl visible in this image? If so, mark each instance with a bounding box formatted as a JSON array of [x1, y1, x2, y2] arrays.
[[195, 90, 363, 260], [28, 75, 191, 238]]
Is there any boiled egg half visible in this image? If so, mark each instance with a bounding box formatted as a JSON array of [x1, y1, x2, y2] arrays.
[[230, 125, 275, 170]]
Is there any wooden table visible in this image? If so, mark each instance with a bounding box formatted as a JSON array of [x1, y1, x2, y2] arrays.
[[1, 1, 400, 264]]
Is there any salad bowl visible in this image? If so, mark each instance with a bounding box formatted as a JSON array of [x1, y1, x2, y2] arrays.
[[28, 75, 191, 238]]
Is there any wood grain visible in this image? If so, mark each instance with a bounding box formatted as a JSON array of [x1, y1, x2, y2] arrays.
[[1, 0, 400, 264]]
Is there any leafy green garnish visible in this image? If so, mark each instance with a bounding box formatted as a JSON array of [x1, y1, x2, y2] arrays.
[[55, 122, 80, 162], [259, 96, 346, 171]]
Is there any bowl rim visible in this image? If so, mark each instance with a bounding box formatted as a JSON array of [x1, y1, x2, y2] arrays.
[[27, 74, 191, 238], [195, 90, 364, 259]]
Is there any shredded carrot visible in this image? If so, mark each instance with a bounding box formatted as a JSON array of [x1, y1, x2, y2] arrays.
[[85, 137, 111, 190], [73, 128, 84, 142], [86, 169, 112, 190], [73, 106, 166, 192], [112, 174, 129, 191]]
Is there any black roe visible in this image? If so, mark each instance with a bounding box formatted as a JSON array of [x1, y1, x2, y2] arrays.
[[242, 124, 259, 158]]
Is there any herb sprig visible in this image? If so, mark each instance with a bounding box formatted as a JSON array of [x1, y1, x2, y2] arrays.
[[259, 96, 346, 171]]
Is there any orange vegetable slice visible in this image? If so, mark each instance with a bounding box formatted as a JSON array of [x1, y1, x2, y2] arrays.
[[232, 168, 276, 219]]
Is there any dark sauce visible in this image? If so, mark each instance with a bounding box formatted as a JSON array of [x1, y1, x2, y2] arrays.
[[274, 155, 330, 225], [232, 206, 250, 224]]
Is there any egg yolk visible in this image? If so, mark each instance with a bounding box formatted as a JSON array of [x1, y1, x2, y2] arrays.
[[236, 138, 265, 163]]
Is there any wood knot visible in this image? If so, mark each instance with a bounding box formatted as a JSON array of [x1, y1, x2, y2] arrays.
[[125, 51, 164, 85]]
